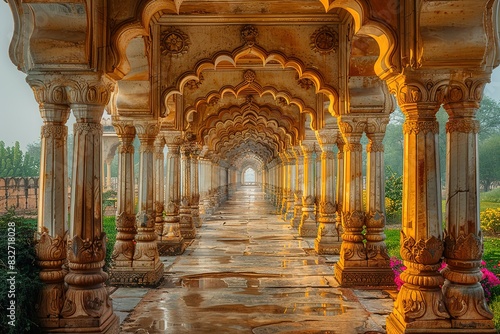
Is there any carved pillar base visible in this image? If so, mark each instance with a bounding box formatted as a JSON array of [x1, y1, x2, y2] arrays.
[[334, 263, 394, 287], [298, 200, 317, 237], [314, 223, 342, 255], [158, 240, 185, 256], [109, 260, 164, 287], [180, 207, 196, 239]]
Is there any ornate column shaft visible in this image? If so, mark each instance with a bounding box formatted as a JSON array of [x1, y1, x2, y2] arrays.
[[191, 146, 201, 228], [386, 76, 451, 333], [335, 135, 345, 241], [285, 149, 296, 221], [441, 78, 495, 330], [365, 117, 393, 285], [299, 142, 318, 237], [315, 129, 341, 254], [280, 153, 289, 218], [335, 117, 367, 286], [131, 121, 164, 285], [161, 135, 184, 255], [180, 144, 196, 238], [154, 137, 165, 241], [292, 147, 303, 228], [62, 75, 118, 333], [109, 121, 137, 284], [28, 74, 70, 328]]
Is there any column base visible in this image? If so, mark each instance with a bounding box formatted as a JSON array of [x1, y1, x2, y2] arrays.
[[334, 262, 395, 287], [109, 260, 164, 286], [158, 238, 185, 256], [385, 313, 496, 334], [314, 239, 341, 255], [298, 221, 317, 237], [57, 311, 119, 333]]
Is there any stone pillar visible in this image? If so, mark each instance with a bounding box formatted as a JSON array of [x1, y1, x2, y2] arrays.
[[154, 137, 166, 242], [191, 145, 202, 228], [365, 117, 393, 284], [284, 149, 296, 221], [62, 76, 119, 332], [28, 75, 70, 328], [441, 77, 495, 331], [180, 144, 196, 238], [335, 117, 367, 286], [386, 75, 451, 333], [280, 153, 289, 218], [335, 135, 345, 240], [105, 160, 112, 190], [299, 142, 318, 237], [132, 121, 164, 285], [292, 147, 303, 228], [161, 134, 184, 255], [315, 129, 341, 254], [109, 121, 137, 285]]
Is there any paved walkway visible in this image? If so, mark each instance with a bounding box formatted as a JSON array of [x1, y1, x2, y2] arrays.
[[114, 185, 395, 334]]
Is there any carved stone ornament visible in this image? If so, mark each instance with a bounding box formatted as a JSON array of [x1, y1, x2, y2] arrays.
[[67, 233, 106, 264], [403, 120, 439, 135], [208, 96, 220, 106], [366, 210, 385, 228], [160, 28, 190, 56], [400, 230, 443, 265], [343, 210, 365, 228], [310, 26, 339, 54], [444, 231, 483, 261], [297, 78, 314, 90], [41, 124, 67, 139], [276, 97, 288, 107], [243, 69, 256, 83], [320, 201, 337, 214], [446, 118, 480, 134], [185, 73, 204, 90], [241, 25, 258, 46]]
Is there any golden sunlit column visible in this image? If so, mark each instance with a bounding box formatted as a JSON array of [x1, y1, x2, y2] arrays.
[[365, 117, 393, 284], [335, 116, 367, 286], [154, 137, 166, 242], [162, 134, 184, 255], [285, 149, 296, 221], [441, 76, 495, 331], [109, 120, 137, 285], [28, 75, 70, 328], [280, 152, 289, 218], [292, 146, 303, 228], [132, 121, 164, 285], [315, 128, 341, 254], [386, 75, 451, 333], [335, 135, 345, 241], [180, 144, 196, 238], [191, 145, 201, 228], [62, 75, 119, 332], [299, 141, 318, 237]]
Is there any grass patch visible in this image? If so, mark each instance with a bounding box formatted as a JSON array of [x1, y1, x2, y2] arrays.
[[103, 216, 117, 271], [385, 229, 400, 258], [481, 188, 500, 203]]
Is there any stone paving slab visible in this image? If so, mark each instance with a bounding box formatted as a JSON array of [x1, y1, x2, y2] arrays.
[[115, 186, 395, 333]]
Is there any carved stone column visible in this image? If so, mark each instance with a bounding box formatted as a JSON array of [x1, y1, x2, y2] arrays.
[[299, 142, 318, 237], [154, 137, 166, 242], [292, 147, 303, 228], [335, 117, 367, 286], [161, 134, 184, 255], [191, 145, 201, 228], [62, 76, 119, 332], [109, 121, 137, 285], [132, 121, 164, 285], [441, 77, 495, 331], [180, 144, 196, 238], [386, 75, 451, 333], [365, 117, 393, 284], [28, 75, 70, 328], [280, 153, 289, 218], [105, 160, 112, 191], [315, 129, 341, 254], [335, 135, 345, 241], [284, 149, 296, 221]]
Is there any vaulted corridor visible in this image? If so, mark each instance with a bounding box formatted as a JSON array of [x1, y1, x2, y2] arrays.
[[118, 185, 394, 333]]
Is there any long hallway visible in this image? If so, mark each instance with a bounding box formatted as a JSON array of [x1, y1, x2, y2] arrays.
[[118, 186, 394, 334]]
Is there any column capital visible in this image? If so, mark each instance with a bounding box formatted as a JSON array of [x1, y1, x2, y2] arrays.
[[315, 127, 339, 147], [112, 120, 136, 140], [135, 122, 159, 141], [164, 131, 183, 146], [26, 73, 70, 106], [65, 73, 115, 107]]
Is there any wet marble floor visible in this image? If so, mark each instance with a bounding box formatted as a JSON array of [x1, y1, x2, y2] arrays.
[[116, 185, 395, 334]]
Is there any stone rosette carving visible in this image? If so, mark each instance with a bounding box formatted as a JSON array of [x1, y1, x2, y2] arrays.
[[185, 73, 204, 90], [310, 26, 339, 54], [297, 78, 314, 90], [161, 28, 190, 56], [241, 25, 258, 46]]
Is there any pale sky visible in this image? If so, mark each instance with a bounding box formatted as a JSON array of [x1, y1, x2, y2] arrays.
[[1, 6, 500, 150]]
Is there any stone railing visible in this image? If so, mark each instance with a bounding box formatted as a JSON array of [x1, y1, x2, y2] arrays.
[[0, 177, 39, 214]]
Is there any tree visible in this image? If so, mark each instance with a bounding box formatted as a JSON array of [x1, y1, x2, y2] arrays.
[[0, 141, 39, 177], [477, 96, 500, 141], [385, 166, 403, 223], [479, 135, 500, 192], [25, 142, 41, 173]]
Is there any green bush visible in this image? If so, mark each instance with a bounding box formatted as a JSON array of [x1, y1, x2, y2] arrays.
[[102, 216, 117, 272], [481, 208, 500, 235], [0, 211, 41, 333], [385, 166, 403, 224]]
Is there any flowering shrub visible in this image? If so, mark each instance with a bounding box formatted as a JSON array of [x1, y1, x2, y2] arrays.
[[480, 208, 500, 235], [390, 257, 500, 302]]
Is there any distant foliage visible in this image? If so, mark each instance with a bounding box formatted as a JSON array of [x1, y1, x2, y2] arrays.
[[480, 208, 500, 235], [385, 166, 403, 223], [480, 187, 500, 203], [0, 141, 39, 177]]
